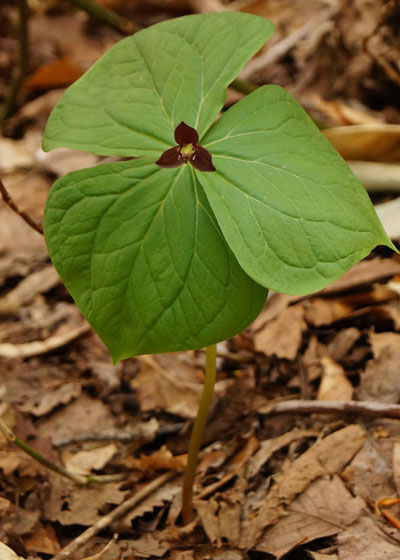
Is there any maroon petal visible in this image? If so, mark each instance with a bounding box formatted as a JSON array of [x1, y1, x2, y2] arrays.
[[190, 145, 216, 172], [155, 146, 182, 168], [174, 121, 199, 146]]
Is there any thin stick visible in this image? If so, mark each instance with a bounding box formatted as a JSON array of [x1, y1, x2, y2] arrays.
[[0, 178, 43, 235], [52, 471, 177, 560], [53, 422, 186, 447], [1, 0, 29, 127], [66, 0, 137, 34], [182, 344, 217, 525], [258, 399, 400, 418]]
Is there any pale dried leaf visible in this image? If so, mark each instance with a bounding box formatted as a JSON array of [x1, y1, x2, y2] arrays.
[[63, 443, 117, 476], [0, 265, 59, 314], [323, 124, 400, 161], [337, 516, 400, 559], [256, 475, 364, 558], [392, 442, 400, 495], [254, 303, 305, 360], [317, 357, 353, 401], [17, 381, 81, 417], [23, 524, 61, 555], [42, 476, 128, 526], [348, 440, 393, 502], [243, 425, 366, 548], [0, 324, 90, 359], [358, 331, 400, 403], [0, 543, 25, 560], [247, 428, 317, 478]]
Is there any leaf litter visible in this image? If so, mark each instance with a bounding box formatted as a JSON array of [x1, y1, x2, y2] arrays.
[[1, 1, 400, 559]]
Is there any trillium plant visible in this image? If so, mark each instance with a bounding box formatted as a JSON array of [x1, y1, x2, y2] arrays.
[[43, 12, 394, 523]]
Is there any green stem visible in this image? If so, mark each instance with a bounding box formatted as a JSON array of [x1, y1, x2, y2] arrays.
[[182, 344, 217, 525], [0, 414, 115, 485], [229, 77, 258, 95], [66, 0, 137, 34]]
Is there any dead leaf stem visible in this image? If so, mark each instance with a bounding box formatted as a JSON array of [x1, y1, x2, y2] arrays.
[[0, 177, 43, 235], [51, 471, 177, 560]]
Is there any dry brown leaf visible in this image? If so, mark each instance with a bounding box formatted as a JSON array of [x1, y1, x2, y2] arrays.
[[0, 324, 90, 359], [23, 523, 61, 555], [337, 515, 400, 559], [242, 424, 366, 548], [376, 197, 400, 240], [309, 553, 339, 560], [247, 428, 317, 478], [131, 355, 203, 419], [0, 543, 25, 560], [393, 443, 400, 496], [63, 443, 117, 476], [24, 56, 84, 89], [17, 381, 81, 417], [37, 147, 100, 177], [347, 439, 393, 502], [323, 124, 400, 162], [119, 446, 186, 472], [256, 475, 364, 558], [254, 303, 306, 360], [42, 475, 128, 526], [195, 478, 245, 548], [358, 331, 400, 403], [327, 327, 360, 361], [37, 394, 116, 442], [114, 478, 181, 533], [317, 357, 353, 401], [320, 257, 400, 295], [0, 265, 59, 314]]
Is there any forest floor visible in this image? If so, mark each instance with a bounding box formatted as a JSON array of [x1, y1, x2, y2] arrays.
[[1, 1, 400, 559]]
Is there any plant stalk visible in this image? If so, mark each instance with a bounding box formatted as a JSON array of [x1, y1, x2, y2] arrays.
[[182, 343, 217, 525], [66, 0, 137, 34], [0, 414, 119, 485]]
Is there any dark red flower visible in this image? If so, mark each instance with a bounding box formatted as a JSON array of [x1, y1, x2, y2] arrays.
[[156, 122, 216, 172]]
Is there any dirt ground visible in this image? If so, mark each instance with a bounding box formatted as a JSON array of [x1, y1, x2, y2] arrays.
[[1, 1, 400, 559]]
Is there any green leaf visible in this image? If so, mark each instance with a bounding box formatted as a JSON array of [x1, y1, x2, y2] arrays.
[[44, 159, 267, 361], [42, 13, 274, 157], [199, 85, 395, 295]]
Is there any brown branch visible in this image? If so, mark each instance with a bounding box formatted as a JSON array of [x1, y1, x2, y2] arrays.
[[0, 178, 43, 235], [52, 470, 178, 560], [53, 422, 186, 447], [259, 399, 400, 419]]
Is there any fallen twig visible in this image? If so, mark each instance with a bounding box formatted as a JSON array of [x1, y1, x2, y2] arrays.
[[51, 470, 177, 560], [53, 422, 186, 447], [0, 178, 43, 235], [258, 399, 400, 418]]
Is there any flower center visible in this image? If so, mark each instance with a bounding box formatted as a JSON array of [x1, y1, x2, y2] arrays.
[[180, 143, 195, 162]]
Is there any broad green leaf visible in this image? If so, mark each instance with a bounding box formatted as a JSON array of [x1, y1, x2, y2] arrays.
[[44, 160, 267, 361], [198, 85, 395, 295], [42, 13, 274, 157]]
